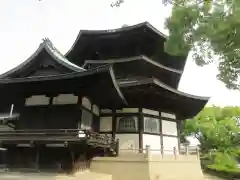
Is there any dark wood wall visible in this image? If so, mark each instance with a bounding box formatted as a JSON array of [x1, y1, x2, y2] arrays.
[[16, 105, 80, 130]]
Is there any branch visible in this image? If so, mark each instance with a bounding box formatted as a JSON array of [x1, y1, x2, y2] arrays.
[[111, 0, 124, 7]]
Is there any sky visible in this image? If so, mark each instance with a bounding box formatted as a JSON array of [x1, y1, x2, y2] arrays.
[[1, 0, 240, 106]]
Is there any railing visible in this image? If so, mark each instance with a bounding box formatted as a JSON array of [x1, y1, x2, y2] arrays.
[[0, 129, 80, 141], [119, 145, 201, 160], [0, 129, 118, 150]]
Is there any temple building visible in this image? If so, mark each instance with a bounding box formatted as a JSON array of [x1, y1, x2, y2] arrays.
[[0, 22, 209, 173]]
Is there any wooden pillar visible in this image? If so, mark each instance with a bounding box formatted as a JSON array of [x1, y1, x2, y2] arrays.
[[177, 118, 181, 152], [3, 146, 9, 171], [70, 150, 75, 172], [35, 148, 39, 171], [112, 109, 116, 139], [159, 111, 164, 153], [139, 108, 143, 153]]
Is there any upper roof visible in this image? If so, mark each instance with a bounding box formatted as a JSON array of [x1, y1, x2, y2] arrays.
[[0, 38, 85, 79], [65, 21, 187, 71], [83, 55, 182, 88]]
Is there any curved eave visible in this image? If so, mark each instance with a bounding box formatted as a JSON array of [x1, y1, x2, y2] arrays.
[[65, 21, 167, 57], [119, 77, 209, 101], [109, 66, 128, 105], [152, 78, 209, 101], [83, 55, 182, 74], [0, 40, 85, 79], [0, 65, 127, 109], [83, 55, 182, 88], [118, 78, 210, 119]]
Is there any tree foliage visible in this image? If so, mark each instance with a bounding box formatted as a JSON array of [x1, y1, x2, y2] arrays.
[[183, 106, 240, 172], [112, 0, 240, 89], [163, 0, 240, 90]]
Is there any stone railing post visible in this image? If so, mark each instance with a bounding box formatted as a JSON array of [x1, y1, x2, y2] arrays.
[[196, 147, 200, 159], [161, 146, 164, 159], [145, 145, 150, 158], [159, 146, 162, 158], [185, 145, 189, 156], [173, 147, 177, 160]]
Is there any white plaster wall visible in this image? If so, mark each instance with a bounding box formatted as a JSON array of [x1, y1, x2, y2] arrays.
[[143, 134, 161, 154], [115, 134, 139, 151], [92, 104, 99, 116], [162, 120, 178, 136], [46, 144, 65, 147], [25, 95, 49, 106], [82, 97, 91, 110], [100, 109, 112, 113], [142, 108, 159, 116], [100, 116, 112, 132], [0, 125, 14, 131], [53, 94, 78, 105], [161, 112, 176, 119], [116, 108, 139, 113], [81, 109, 92, 130], [162, 136, 179, 154]]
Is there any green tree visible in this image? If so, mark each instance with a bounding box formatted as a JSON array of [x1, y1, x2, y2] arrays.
[[163, 0, 240, 90], [183, 106, 240, 172]]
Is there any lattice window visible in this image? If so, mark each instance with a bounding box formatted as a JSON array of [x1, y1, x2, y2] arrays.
[[117, 116, 138, 132]]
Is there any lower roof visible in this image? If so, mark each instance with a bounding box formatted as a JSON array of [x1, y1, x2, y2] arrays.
[[0, 65, 127, 109], [0, 39, 85, 79], [118, 77, 209, 120], [0, 65, 209, 119]]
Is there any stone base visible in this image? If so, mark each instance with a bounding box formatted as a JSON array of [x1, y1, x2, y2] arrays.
[[91, 152, 205, 180]]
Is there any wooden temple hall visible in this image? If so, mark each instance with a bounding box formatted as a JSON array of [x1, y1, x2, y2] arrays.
[[0, 22, 209, 173]]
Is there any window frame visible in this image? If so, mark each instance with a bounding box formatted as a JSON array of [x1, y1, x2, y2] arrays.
[[80, 108, 93, 130], [116, 115, 138, 133], [143, 116, 160, 134]]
